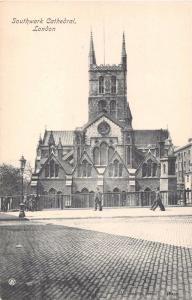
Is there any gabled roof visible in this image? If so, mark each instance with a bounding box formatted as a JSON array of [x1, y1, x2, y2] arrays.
[[135, 150, 160, 175], [39, 153, 73, 175], [79, 151, 94, 165], [43, 130, 74, 146], [104, 151, 129, 176], [133, 129, 169, 146], [73, 151, 99, 175], [81, 112, 124, 131]]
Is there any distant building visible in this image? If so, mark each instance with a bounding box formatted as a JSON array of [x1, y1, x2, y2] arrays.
[[31, 33, 177, 198], [175, 138, 192, 190]]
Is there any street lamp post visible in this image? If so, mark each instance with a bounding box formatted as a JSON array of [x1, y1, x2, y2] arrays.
[[19, 155, 26, 218]]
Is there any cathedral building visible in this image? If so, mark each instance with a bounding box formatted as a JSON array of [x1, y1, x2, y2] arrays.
[[31, 33, 177, 198]]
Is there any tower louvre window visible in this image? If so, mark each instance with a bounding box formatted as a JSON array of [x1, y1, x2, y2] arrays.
[[99, 76, 104, 94], [98, 100, 107, 113], [110, 100, 116, 117], [111, 76, 116, 94]]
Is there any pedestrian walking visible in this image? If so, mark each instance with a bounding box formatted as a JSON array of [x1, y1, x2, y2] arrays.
[[150, 187, 165, 211], [94, 187, 103, 211]]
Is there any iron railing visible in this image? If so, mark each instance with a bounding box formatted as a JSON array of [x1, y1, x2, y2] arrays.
[[0, 190, 191, 211]]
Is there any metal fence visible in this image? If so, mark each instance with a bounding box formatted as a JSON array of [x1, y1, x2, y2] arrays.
[[0, 196, 21, 211], [0, 190, 191, 211]]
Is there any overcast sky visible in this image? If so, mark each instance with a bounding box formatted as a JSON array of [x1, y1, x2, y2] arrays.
[[0, 1, 192, 169]]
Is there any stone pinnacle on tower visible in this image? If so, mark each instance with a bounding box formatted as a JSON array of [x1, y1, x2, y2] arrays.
[[121, 32, 127, 70], [89, 31, 96, 66]]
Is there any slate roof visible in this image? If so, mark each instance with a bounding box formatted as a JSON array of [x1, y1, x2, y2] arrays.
[[43, 131, 74, 146], [133, 129, 169, 146]]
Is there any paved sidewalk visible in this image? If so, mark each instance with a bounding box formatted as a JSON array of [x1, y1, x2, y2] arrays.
[[0, 212, 26, 221], [6, 206, 192, 220]]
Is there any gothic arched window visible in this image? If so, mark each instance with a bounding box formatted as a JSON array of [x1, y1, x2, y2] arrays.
[[99, 76, 104, 94], [110, 100, 116, 117], [127, 147, 130, 164], [45, 160, 59, 178], [142, 163, 147, 177], [82, 160, 87, 177], [163, 163, 166, 174], [108, 160, 124, 177], [87, 164, 92, 177], [45, 164, 49, 177], [79, 160, 92, 177], [147, 159, 152, 177], [152, 163, 157, 177], [119, 163, 123, 177], [100, 142, 108, 165], [55, 164, 59, 177], [109, 164, 113, 177], [98, 100, 107, 113], [93, 147, 99, 165], [50, 160, 55, 178], [108, 146, 114, 162], [114, 159, 119, 177], [111, 76, 116, 94]]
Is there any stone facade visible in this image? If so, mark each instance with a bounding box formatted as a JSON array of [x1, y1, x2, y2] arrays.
[[31, 33, 177, 196], [174, 139, 192, 190]]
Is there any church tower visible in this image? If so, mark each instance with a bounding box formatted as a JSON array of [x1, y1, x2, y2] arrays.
[[88, 32, 132, 129]]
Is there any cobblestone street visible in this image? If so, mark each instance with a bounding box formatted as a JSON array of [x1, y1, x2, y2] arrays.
[[0, 215, 192, 300]]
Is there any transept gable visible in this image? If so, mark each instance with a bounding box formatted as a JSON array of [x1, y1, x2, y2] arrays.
[[136, 150, 160, 178], [141, 150, 159, 165], [39, 153, 72, 176], [83, 114, 123, 145], [104, 151, 129, 177], [82, 112, 124, 131], [78, 151, 94, 165], [73, 151, 98, 177]]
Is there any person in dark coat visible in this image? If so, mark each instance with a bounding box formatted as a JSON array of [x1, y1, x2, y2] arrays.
[[150, 187, 165, 211], [94, 187, 102, 211]]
